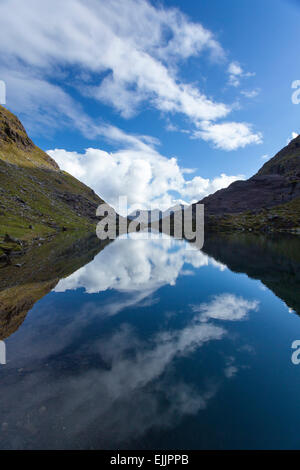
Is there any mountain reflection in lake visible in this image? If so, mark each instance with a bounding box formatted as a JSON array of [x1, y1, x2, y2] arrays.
[[0, 232, 300, 449]]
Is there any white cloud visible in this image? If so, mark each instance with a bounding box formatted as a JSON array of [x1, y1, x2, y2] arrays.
[[287, 131, 299, 143], [228, 62, 243, 76], [261, 154, 269, 160], [180, 173, 244, 201], [228, 62, 243, 87], [0, 0, 229, 124], [0, 0, 262, 151], [165, 119, 190, 134], [227, 61, 255, 87], [49, 140, 243, 211], [193, 121, 263, 151]]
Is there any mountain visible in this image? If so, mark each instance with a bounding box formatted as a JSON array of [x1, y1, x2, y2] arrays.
[[0, 105, 114, 254], [128, 204, 186, 223], [198, 135, 300, 232], [128, 209, 162, 223]]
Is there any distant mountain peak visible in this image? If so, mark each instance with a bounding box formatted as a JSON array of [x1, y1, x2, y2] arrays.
[[128, 204, 187, 222]]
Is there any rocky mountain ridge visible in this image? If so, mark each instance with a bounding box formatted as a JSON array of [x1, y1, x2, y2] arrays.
[[200, 135, 300, 216], [198, 135, 300, 232]]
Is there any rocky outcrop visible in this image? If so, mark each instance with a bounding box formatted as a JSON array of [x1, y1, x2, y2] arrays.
[[57, 191, 101, 221], [0, 106, 35, 151], [0, 105, 60, 171]]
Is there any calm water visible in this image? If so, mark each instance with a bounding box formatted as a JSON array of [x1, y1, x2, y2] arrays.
[[0, 232, 300, 449]]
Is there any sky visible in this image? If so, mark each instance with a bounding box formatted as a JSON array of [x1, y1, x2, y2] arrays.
[[0, 0, 299, 213]]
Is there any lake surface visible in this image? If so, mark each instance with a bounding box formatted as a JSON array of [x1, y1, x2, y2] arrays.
[[0, 232, 300, 449]]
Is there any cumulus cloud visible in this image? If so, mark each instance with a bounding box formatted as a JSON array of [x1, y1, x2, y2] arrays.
[[193, 121, 263, 151], [180, 172, 245, 199], [48, 137, 244, 211]]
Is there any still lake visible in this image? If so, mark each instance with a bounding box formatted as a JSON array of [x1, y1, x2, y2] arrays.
[[0, 232, 300, 449]]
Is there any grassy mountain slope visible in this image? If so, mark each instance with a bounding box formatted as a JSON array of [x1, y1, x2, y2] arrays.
[[0, 105, 108, 251]]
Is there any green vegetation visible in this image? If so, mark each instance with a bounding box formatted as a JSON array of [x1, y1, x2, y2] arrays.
[[0, 105, 107, 255], [206, 196, 300, 233]]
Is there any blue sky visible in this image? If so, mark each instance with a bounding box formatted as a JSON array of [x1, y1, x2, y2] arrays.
[[0, 0, 299, 213]]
